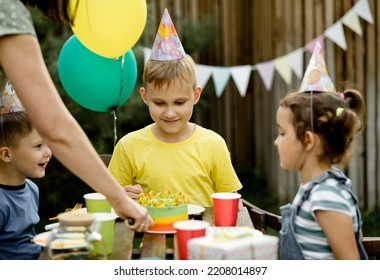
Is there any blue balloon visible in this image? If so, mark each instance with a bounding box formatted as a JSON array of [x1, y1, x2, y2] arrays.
[[58, 35, 137, 112]]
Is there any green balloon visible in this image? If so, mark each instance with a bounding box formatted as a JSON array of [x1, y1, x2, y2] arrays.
[[58, 35, 137, 112]]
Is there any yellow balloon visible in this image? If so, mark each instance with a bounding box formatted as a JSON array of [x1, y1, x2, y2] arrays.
[[69, 0, 147, 58]]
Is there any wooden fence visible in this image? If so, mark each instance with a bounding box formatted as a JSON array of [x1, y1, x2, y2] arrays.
[[142, 0, 379, 209]]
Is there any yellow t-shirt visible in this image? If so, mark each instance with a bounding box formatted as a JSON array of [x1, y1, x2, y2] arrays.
[[108, 124, 242, 207]]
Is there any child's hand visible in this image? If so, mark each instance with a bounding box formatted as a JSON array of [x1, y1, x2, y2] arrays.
[[124, 184, 143, 199]]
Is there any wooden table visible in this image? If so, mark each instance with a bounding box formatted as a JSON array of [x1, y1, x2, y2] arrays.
[[110, 203, 255, 260], [38, 203, 254, 260]]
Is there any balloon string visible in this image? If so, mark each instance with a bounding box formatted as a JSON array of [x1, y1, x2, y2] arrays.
[[111, 109, 117, 149], [116, 54, 125, 109], [109, 54, 125, 149]]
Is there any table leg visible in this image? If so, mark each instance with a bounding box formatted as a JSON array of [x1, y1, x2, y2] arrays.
[[111, 220, 135, 260], [140, 233, 166, 259]]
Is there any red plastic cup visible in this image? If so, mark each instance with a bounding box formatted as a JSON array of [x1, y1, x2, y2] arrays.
[[173, 220, 210, 260], [211, 192, 241, 226]]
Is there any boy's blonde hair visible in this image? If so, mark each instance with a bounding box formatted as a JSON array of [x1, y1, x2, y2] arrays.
[[142, 55, 197, 90]]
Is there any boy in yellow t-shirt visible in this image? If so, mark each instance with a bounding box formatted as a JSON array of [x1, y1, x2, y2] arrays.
[[108, 9, 242, 207]]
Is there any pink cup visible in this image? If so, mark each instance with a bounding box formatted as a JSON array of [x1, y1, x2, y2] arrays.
[[211, 192, 241, 226], [173, 220, 210, 260]]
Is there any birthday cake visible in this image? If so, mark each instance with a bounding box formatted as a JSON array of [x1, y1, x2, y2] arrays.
[[138, 191, 188, 231]]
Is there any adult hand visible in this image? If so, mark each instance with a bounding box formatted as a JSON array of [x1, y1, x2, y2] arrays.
[[111, 193, 154, 232], [124, 184, 143, 199]]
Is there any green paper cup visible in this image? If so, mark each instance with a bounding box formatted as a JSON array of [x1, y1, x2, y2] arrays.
[[83, 193, 111, 213], [92, 212, 117, 256]]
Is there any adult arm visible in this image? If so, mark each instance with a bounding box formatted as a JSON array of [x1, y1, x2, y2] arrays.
[[0, 33, 152, 231]]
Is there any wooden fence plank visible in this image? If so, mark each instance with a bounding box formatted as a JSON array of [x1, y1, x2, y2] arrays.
[[143, 0, 380, 209], [364, 0, 377, 208], [374, 0, 380, 207]]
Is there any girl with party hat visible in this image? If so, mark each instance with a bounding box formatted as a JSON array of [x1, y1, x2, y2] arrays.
[[274, 43, 367, 259], [108, 9, 242, 207]]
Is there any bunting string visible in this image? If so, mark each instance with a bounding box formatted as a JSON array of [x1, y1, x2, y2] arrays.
[[142, 0, 373, 96]]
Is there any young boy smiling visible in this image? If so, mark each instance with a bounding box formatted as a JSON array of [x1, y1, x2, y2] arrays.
[[0, 81, 52, 259], [108, 9, 242, 207]]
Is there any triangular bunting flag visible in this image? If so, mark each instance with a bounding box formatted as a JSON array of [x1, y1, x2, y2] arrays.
[[324, 21, 347, 50], [285, 48, 304, 79], [305, 36, 325, 54], [341, 9, 362, 35], [211, 66, 231, 97], [353, 0, 374, 24], [256, 61, 275, 91], [195, 64, 213, 89], [274, 56, 292, 85], [230, 65, 252, 97], [140, 1, 372, 98]]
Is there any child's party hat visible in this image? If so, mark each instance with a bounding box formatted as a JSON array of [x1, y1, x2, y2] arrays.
[[0, 80, 24, 114], [299, 42, 336, 93], [150, 8, 186, 61]]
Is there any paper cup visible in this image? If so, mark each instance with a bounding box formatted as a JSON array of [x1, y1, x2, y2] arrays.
[[83, 193, 111, 213], [92, 212, 117, 255], [173, 220, 209, 260], [211, 192, 241, 226]]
